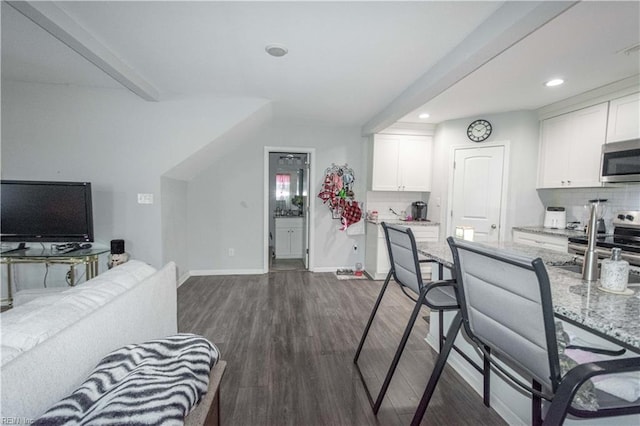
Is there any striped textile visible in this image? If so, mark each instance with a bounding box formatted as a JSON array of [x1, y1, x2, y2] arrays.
[[34, 333, 219, 425]]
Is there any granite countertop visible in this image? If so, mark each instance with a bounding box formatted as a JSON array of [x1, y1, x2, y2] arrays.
[[512, 225, 587, 239], [416, 240, 640, 351], [366, 219, 440, 227]]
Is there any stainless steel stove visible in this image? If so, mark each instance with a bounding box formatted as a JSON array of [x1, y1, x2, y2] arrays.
[[568, 210, 640, 268]]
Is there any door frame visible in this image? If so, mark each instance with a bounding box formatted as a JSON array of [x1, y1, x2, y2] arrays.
[[263, 146, 316, 273], [445, 141, 510, 242]]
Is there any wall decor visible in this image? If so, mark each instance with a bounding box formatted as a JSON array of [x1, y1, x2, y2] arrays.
[[317, 163, 362, 230]]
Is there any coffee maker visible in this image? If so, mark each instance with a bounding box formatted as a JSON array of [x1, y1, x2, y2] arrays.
[[411, 201, 427, 221]]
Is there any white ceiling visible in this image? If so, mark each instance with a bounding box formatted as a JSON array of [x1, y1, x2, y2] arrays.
[[399, 0, 640, 124], [2, 1, 639, 130]]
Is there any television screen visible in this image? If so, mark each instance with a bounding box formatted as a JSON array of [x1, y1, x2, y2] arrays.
[[1, 180, 94, 242]]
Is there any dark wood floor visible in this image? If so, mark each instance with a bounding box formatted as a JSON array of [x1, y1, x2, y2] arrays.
[[178, 271, 506, 426], [271, 258, 306, 271]]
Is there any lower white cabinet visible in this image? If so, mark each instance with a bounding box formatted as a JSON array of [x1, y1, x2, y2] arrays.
[[512, 230, 568, 253], [365, 222, 439, 280], [275, 218, 303, 259]]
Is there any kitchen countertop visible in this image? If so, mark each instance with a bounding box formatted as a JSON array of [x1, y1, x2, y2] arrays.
[[366, 219, 440, 227], [512, 225, 587, 238], [416, 240, 640, 352]]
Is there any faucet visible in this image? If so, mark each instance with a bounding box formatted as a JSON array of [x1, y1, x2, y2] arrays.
[[582, 202, 599, 282]]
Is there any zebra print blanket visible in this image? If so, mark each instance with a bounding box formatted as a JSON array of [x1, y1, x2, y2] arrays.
[[34, 333, 219, 426]]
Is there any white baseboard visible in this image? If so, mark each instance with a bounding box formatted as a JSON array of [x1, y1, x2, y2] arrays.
[[177, 272, 191, 288], [427, 337, 525, 426], [312, 266, 354, 273], [426, 313, 526, 426], [179, 267, 354, 285], [188, 269, 265, 277]]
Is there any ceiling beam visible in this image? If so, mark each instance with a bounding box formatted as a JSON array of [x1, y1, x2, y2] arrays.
[[8, 1, 160, 101], [361, 1, 579, 135]]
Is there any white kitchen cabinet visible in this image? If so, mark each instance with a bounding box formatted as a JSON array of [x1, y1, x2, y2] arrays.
[[606, 92, 640, 143], [512, 230, 568, 253], [275, 218, 303, 259], [371, 134, 432, 191], [365, 222, 439, 280], [537, 103, 608, 188], [365, 222, 390, 280]]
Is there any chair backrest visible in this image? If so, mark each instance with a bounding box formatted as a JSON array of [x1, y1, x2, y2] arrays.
[[382, 223, 424, 296], [447, 237, 562, 392]]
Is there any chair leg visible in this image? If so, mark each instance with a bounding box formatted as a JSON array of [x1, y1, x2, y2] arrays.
[[410, 311, 463, 426], [532, 380, 543, 426], [354, 270, 393, 364], [483, 346, 491, 407], [438, 310, 444, 352], [371, 287, 428, 414]]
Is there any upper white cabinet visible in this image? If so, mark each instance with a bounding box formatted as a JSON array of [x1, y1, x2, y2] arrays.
[[537, 103, 608, 189], [371, 134, 432, 191], [606, 92, 640, 143]]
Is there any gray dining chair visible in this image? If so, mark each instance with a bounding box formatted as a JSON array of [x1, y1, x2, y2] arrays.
[[410, 236, 640, 426], [353, 223, 460, 414]]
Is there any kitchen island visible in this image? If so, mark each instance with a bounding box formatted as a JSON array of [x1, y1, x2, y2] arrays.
[[417, 240, 639, 350], [365, 220, 440, 280], [416, 239, 639, 425]]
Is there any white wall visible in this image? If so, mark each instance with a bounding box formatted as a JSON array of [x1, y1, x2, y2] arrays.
[[430, 110, 544, 240], [187, 117, 367, 273], [1, 80, 269, 270], [160, 176, 189, 281], [1, 79, 368, 293]]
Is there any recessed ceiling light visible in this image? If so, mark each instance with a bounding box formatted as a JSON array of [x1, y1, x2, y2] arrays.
[[418, 113, 430, 119], [545, 78, 564, 87], [265, 44, 288, 57]]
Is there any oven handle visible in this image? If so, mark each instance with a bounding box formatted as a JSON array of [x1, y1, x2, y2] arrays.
[[568, 243, 640, 266]]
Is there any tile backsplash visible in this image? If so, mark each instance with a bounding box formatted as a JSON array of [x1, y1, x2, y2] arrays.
[[537, 184, 640, 231], [365, 191, 429, 220]]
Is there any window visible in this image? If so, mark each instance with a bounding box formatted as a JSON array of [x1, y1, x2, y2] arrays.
[[276, 173, 291, 209]]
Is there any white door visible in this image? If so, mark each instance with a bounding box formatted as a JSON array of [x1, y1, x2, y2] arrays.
[[265, 148, 312, 272], [451, 145, 505, 242], [303, 158, 310, 269]]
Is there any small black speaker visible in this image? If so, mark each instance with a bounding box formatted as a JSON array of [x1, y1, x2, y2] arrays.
[[110, 239, 125, 254]]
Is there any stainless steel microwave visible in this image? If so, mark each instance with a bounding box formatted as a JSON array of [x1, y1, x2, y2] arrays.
[[600, 139, 640, 183]]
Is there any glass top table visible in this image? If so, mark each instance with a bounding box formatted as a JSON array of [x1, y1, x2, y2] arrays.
[[1, 245, 110, 305]]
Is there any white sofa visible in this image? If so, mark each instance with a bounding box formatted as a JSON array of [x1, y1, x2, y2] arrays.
[[1, 260, 225, 424]]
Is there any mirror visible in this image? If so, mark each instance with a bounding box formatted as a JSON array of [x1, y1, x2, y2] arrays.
[[274, 154, 305, 216]]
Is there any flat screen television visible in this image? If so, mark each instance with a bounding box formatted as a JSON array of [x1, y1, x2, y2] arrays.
[[1, 180, 94, 243]]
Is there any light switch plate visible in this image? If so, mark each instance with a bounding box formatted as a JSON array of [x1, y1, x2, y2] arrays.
[[137, 193, 154, 204]]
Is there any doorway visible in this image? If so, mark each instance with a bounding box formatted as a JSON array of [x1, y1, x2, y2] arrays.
[[264, 147, 314, 272], [448, 143, 509, 242]]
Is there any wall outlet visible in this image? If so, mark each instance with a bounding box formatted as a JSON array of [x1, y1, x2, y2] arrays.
[[228, 248, 235, 257], [137, 193, 154, 204]]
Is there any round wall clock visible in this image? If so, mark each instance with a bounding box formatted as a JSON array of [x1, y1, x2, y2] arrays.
[[467, 119, 492, 142]]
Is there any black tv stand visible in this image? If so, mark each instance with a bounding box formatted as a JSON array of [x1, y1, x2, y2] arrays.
[[1, 243, 29, 254]]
